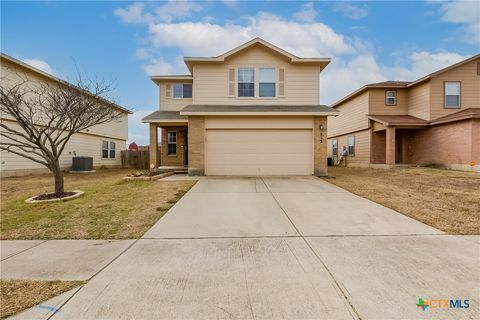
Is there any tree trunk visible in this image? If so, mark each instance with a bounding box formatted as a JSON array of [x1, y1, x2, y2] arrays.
[[52, 163, 64, 194]]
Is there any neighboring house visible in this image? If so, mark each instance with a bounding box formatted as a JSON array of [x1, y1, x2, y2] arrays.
[[142, 38, 337, 176], [0, 53, 131, 177], [327, 55, 480, 171]]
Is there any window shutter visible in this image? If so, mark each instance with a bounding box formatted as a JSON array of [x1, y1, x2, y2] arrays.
[[165, 84, 171, 98], [278, 68, 285, 97], [228, 68, 235, 97]]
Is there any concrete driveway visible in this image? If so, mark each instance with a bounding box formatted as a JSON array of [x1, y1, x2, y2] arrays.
[[14, 177, 479, 320]]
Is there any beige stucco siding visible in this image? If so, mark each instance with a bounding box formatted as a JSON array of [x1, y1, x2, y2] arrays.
[[406, 81, 430, 120], [1, 121, 124, 177], [429, 58, 480, 121], [192, 45, 321, 105], [327, 92, 369, 138], [368, 88, 408, 115], [158, 81, 193, 111]]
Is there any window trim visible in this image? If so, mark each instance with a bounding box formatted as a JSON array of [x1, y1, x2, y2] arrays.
[[347, 135, 355, 156], [259, 67, 276, 98], [167, 131, 177, 156], [237, 67, 255, 98], [101, 140, 116, 159], [385, 90, 397, 106], [444, 81, 461, 109], [332, 138, 338, 157], [172, 83, 192, 99]]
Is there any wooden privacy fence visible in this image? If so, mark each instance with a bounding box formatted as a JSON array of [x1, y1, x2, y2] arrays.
[[121, 147, 160, 169]]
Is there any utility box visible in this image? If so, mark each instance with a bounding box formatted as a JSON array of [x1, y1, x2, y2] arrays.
[[72, 156, 93, 172]]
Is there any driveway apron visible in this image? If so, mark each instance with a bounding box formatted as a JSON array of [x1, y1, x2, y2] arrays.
[[15, 176, 478, 320]]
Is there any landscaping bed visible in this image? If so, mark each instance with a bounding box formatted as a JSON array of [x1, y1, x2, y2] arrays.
[[1, 169, 196, 239], [326, 167, 480, 235]]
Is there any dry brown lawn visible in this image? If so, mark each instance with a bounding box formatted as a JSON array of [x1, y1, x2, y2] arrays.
[[0, 169, 196, 239], [326, 167, 480, 235], [0, 279, 85, 319]]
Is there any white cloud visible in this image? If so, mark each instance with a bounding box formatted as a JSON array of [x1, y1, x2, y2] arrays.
[[115, 1, 202, 24], [293, 2, 318, 23], [22, 59, 54, 75], [148, 12, 353, 57], [114, 2, 150, 24], [141, 57, 174, 75], [223, 0, 237, 8], [333, 2, 368, 20], [321, 51, 468, 105], [127, 109, 156, 145], [154, 1, 202, 23], [433, 0, 480, 44]]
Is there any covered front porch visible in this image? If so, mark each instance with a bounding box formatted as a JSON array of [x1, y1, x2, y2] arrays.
[[369, 115, 429, 165], [142, 111, 188, 169]]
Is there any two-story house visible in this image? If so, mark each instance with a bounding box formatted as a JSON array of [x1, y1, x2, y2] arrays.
[[0, 53, 131, 177], [142, 38, 338, 176], [327, 54, 480, 171]]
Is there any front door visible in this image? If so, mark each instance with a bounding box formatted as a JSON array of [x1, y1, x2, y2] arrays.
[[395, 133, 403, 164]]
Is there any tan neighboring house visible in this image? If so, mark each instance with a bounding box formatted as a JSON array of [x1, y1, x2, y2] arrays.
[[142, 38, 338, 176], [327, 54, 480, 171], [0, 53, 131, 177]]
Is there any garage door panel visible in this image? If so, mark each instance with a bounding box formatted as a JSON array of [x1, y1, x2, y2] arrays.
[[205, 129, 312, 175]]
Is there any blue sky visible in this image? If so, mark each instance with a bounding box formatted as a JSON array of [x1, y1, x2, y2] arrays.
[[2, 0, 479, 145]]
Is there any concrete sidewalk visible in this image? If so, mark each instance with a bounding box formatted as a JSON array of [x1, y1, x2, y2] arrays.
[[1, 240, 135, 281], [7, 176, 480, 320]]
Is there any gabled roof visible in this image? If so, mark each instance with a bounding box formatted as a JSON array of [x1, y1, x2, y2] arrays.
[[0, 53, 132, 114], [407, 54, 480, 87], [183, 37, 331, 72], [331, 54, 480, 108], [331, 81, 410, 108]]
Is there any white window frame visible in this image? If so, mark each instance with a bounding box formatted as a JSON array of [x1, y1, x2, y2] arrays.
[[347, 135, 355, 156], [385, 90, 396, 106], [332, 138, 338, 157], [167, 131, 177, 156], [444, 81, 461, 109], [102, 140, 115, 159], [259, 67, 276, 98], [172, 84, 183, 99], [237, 67, 255, 98]]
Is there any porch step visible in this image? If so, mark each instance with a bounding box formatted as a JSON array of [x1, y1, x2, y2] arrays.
[[158, 166, 188, 174]]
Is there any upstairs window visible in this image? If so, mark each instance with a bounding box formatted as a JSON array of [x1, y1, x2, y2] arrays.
[[238, 67, 255, 97], [444, 82, 461, 108], [173, 84, 192, 99], [347, 135, 355, 156], [167, 131, 177, 156], [259, 68, 276, 97], [385, 90, 396, 105]]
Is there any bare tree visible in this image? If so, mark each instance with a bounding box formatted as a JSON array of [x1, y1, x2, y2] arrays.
[[0, 69, 126, 194]]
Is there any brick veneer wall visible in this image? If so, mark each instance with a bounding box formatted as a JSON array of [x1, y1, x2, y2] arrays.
[[407, 119, 477, 166], [371, 130, 386, 164], [187, 116, 205, 175], [161, 127, 186, 167], [313, 116, 328, 176]]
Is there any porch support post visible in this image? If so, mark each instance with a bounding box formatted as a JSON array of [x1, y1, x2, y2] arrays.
[[385, 126, 396, 165], [149, 123, 158, 168]]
